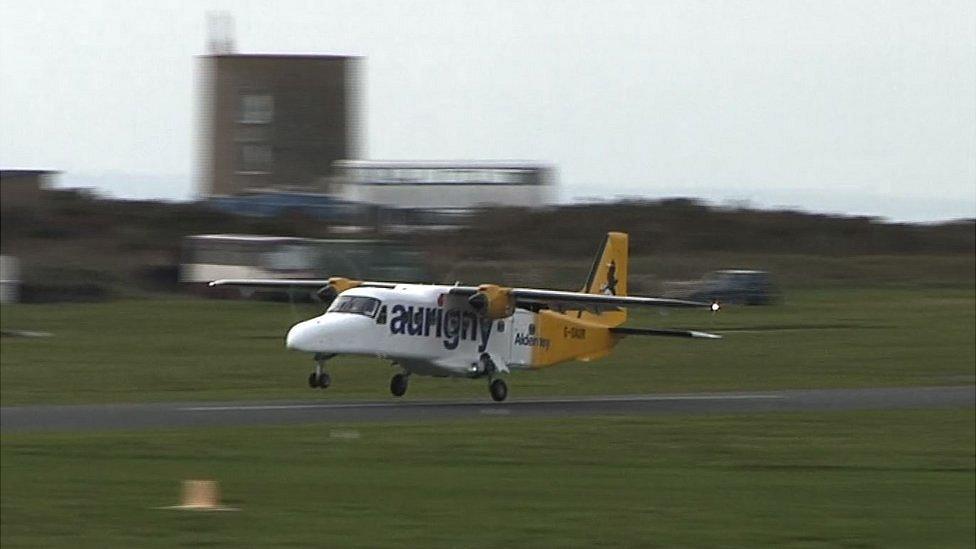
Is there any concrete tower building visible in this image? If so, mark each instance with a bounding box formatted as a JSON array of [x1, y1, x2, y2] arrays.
[[199, 52, 360, 197]]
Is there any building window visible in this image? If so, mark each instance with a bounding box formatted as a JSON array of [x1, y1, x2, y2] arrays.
[[238, 144, 273, 173], [239, 94, 274, 124]]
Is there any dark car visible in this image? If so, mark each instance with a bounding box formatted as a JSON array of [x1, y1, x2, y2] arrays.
[[665, 270, 775, 305], [689, 269, 773, 305]]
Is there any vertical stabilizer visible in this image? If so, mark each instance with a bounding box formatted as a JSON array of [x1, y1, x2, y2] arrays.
[[578, 232, 628, 327]]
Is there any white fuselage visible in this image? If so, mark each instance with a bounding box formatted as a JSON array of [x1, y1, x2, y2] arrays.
[[285, 285, 537, 377]]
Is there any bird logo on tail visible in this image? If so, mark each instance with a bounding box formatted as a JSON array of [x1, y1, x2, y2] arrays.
[[601, 260, 618, 296]]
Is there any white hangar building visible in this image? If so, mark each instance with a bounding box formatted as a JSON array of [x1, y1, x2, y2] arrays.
[[328, 160, 553, 210]]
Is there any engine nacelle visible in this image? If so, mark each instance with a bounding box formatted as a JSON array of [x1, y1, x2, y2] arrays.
[[468, 284, 515, 319], [315, 277, 363, 304]]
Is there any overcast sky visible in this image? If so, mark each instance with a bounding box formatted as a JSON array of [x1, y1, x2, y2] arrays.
[[1, 0, 974, 221]]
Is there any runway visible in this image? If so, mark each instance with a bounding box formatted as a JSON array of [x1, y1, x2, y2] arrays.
[[1, 386, 972, 433]]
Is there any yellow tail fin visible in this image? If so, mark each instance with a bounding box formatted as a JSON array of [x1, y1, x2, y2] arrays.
[[579, 232, 628, 327]]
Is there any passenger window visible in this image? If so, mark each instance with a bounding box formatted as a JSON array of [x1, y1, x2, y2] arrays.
[[497, 320, 505, 332], [376, 305, 387, 325]]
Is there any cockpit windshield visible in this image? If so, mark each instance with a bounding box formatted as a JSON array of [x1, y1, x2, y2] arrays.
[[327, 296, 380, 318]]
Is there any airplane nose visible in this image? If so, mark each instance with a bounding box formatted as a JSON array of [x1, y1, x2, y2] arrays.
[[286, 321, 317, 351]]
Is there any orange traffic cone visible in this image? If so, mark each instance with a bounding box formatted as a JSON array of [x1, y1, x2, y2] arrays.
[[160, 480, 238, 511]]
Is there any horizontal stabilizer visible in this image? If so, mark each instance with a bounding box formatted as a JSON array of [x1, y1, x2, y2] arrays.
[[611, 327, 722, 339]]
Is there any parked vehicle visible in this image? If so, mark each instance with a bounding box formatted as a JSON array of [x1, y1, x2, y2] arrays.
[[663, 269, 775, 305]]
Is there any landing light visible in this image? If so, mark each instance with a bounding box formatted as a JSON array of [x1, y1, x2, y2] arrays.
[[711, 302, 720, 312]]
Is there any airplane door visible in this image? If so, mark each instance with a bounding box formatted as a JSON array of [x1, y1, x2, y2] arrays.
[[483, 315, 512, 367], [373, 302, 392, 358], [508, 310, 535, 367]]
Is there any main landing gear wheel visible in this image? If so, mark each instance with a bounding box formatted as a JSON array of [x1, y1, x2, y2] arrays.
[[317, 372, 332, 389], [489, 378, 508, 402], [308, 371, 331, 389], [390, 373, 409, 397]]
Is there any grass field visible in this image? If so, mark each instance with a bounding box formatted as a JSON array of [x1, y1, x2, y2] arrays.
[[2, 284, 973, 547], [2, 409, 973, 547], [1, 288, 973, 405]]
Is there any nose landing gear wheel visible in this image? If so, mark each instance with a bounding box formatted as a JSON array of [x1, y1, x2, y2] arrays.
[[390, 373, 409, 397], [489, 379, 508, 402], [309, 353, 334, 390]]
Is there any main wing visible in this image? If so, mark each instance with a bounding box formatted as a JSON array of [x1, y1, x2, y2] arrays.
[[447, 286, 717, 312], [208, 278, 397, 302], [208, 279, 717, 312], [208, 279, 396, 289]]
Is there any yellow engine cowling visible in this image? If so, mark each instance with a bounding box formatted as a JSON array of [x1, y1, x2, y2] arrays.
[[316, 277, 363, 303], [328, 277, 362, 293], [468, 284, 515, 319]]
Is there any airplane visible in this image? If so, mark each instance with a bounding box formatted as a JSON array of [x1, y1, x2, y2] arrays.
[[210, 232, 720, 402]]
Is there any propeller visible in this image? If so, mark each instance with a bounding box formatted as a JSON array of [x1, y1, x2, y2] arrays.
[[288, 285, 329, 326], [468, 292, 488, 314], [315, 284, 339, 306], [286, 286, 302, 325]]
